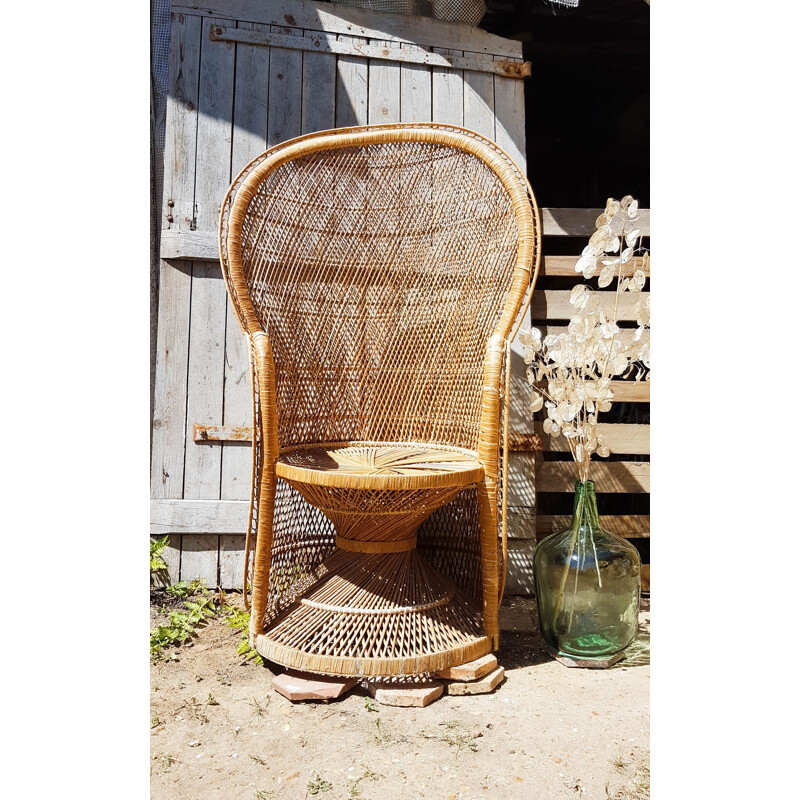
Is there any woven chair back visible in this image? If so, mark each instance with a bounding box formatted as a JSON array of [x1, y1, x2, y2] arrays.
[[222, 126, 535, 452]]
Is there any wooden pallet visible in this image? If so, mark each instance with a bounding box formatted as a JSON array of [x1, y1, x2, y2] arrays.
[[526, 210, 650, 593]]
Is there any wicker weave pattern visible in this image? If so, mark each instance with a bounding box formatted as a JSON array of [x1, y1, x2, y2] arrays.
[[220, 125, 540, 676], [237, 141, 519, 450]]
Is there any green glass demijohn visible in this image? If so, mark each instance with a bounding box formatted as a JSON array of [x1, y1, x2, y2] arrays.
[[533, 480, 641, 662]]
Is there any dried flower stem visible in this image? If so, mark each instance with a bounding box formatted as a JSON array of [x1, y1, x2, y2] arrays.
[[522, 196, 649, 640]]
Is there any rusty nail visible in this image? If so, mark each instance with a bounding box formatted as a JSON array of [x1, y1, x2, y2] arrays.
[[167, 199, 174, 207], [166, 214, 174, 223]]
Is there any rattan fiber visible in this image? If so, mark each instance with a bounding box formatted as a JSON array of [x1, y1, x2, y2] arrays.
[[219, 124, 541, 677]]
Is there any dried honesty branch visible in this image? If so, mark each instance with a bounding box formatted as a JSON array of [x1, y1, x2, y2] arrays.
[[521, 196, 650, 482]]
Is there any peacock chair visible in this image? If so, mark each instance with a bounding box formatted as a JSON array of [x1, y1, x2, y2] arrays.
[[219, 123, 541, 678]]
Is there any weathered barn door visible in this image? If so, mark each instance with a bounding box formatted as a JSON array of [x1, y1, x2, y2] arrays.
[[151, 0, 535, 588]]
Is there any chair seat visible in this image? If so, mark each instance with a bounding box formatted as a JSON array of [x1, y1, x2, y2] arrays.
[[275, 443, 484, 491]]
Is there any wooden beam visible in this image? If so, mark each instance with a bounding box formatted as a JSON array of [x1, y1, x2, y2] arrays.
[[210, 25, 530, 78], [151, 499, 249, 534], [532, 290, 648, 322], [608, 381, 650, 403], [535, 514, 650, 539], [534, 460, 650, 493], [161, 210, 651, 262], [541, 255, 649, 278], [172, 0, 523, 57], [195, 425, 546, 451], [160, 229, 218, 261], [535, 423, 649, 455], [542, 207, 650, 237]]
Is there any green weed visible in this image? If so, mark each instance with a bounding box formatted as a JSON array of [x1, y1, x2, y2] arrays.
[[223, 603, 264, 665], [307, 772, 333, 795], [250, 696, 271, 717], [347, 766, 381, 800], [150, 591, 217, 661], [422, 720, 478, 755], [150, 536, 169, 573]]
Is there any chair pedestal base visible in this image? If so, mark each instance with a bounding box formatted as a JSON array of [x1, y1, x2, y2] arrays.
[[255, 546, 492, 678]]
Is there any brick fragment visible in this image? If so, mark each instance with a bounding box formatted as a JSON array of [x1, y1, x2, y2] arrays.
[[445, 665, 505, 696], [437, 653, 497, 681], [271, 670, 357, 701], [366, 679, 444, 707]]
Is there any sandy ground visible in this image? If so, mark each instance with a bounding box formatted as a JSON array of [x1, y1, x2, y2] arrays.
[[151, 595, 649, 800]]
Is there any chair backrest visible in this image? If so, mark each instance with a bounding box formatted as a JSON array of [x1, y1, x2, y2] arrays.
[[220, 124, 539, 452]]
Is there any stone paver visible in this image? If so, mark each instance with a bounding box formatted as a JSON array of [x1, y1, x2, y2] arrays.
[[271, 670, 357, 701], [445, 665, 505, 696], [436, 653, 497, 681], [366, 679, 444, 707]]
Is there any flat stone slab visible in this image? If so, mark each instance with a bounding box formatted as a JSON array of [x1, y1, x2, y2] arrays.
[[436, 653, 497, 681], [547, 647, 624, 669], [445, 665, 505, 696], [366, 679, 444, 708], [271, 670, 357, 702]]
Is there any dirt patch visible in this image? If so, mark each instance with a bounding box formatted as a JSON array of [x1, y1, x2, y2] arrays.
[[151, 595, 649, 799]]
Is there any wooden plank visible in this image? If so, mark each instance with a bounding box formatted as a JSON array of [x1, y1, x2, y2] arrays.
[[171, 0, 524, 58], [160, 209, 648, 262], [535, 515, 650, 539], [194, 16, 236, 232], [400, 43, 432, 123], [520, 337, 650, 402], [219, 534, 247, 588], [607, 380, 649, 403], [180, 534, 219, 586], [267, 25, 303, 147], [183, 264, 227, 498], [642, 564, 650, 593], [368, 39, 401, 124], [231, 20, 270, 176], [160, 229, 217, 260], [221, 299, 252, 499], [535, 423, 650, 455], [163, 12, 202, 232], [336, 33, 368, 127], [505, 506, 536, 540], [431, 47, 464, 127], [463, 67, 494, 139], [211, 26, 529, 78], [533, 459, 650, 493], [151, 499, 249, 534], [301, 28, 337, 134], [541, 255, 649, 278], [151, 261, 193, 499], [531, 290, 649, 321], [492, 56, 526, 170], [543, 207, 650, 237]]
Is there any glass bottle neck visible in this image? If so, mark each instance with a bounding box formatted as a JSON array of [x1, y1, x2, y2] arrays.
[[570, 480, 601, 530]]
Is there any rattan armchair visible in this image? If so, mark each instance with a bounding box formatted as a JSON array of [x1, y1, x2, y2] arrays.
[[219, 123, 541, 678]]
